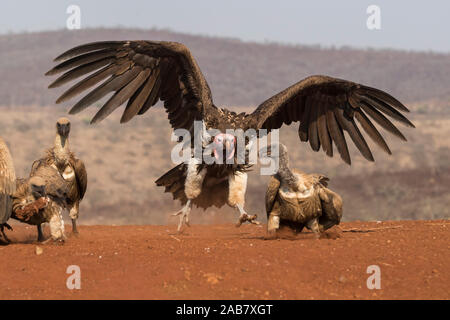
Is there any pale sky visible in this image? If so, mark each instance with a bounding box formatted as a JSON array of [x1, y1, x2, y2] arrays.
[[1, 0, 449, 52]]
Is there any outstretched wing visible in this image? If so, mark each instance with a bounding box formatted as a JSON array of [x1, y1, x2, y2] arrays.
[[248, 75, 414, 164], [0, 138, 16, 195], [46, 41, 214, 130]]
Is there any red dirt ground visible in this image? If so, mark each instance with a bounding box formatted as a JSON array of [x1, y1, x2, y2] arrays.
[[0, 220, 448, 300]]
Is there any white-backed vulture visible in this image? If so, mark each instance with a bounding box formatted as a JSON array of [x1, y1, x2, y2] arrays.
[[265, 144, 343, 236], [11, 164, 69, 242], [45, 41, 414, 231], [31, 117, 87, 234], [0, 137, 16, 243]]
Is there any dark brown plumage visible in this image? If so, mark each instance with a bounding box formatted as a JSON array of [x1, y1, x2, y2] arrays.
[[265, 144, 343, 236], [46, 41, 413, 230]]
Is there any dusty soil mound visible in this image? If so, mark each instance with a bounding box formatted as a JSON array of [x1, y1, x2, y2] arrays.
[[0, 220, 448, 299]]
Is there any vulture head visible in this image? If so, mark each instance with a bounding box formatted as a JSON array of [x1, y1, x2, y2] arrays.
[[265, 143, 298, 188], [212, 133, 236, 163], [56, 117, 71, 140], [266, 143, 288, 166], [29, 176, 46, 199]]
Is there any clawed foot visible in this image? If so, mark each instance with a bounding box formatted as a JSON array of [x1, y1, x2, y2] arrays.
[[41, 237, 66, 245], [264, 229, 278, 240], [306, 218, 321, 239], [0, 231, 11, 244], [172, 200, 192, 232], [1, 224, 12, 243], [236, 213, 260, 227], [41, 232, 66, 245]]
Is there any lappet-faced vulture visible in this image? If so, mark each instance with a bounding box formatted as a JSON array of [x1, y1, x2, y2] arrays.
[[46, 41, 414, 231]]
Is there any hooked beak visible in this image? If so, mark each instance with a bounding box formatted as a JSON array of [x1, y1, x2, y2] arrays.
[[32, 187, 46, 199], [57, 124, 70, 145], [225, 139, 235, 160]]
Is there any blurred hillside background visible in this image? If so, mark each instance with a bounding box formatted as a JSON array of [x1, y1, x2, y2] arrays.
[[1, 25, 449, 225]]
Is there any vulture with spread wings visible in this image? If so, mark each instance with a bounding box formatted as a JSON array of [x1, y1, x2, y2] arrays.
[[46, 41, 414, 231]]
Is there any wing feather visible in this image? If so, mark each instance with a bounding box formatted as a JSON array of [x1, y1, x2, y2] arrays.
[[357, 94, 414, 127], [121, 68, 159, 123], [70, 66, 141, 115], [308, 99, 320, 152], [49, 57, 114, 88], [354, 108, 391, 155], [248, 75, 413, 164], [326, 107, 350, 164], [298, 96, 310, 142], [334, 106, 374, 162], [53, 41, 124, 61], [47, 41, 213, 130], [46, 49, 116, 76], [0, 138, 16, 196], [317, 100, 333, 157], [138, 74, 162, 115], [358, 86, 409, 112], [91, 68, 150, 123], [360, 102, 407, 141], [59, 62, 126, 104]]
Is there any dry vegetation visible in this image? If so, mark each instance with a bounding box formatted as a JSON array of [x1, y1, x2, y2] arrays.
[[1, 106, 448, 225], [0, 28, 448, 225], [0, 28, 449, 112]]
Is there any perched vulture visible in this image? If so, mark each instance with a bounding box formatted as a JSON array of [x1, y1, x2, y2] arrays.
[[12, 165, 69, 242], [46, 41, 414, 231], [0, 137, 16, 243], [31, 117, 87, 234], [265, 144, 343, 236]]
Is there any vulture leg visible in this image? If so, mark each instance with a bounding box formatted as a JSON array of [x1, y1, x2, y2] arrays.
[[267, 201, 281, 237], [173, 159, 207, 232], [48, 207, 66, 242], [37, 224, 45, 242], [69, 202, 80, 234], [267, 214, 280, 233], [71, 219, 78, 235], [305, 218, 321, 238], [228, 172, 260, 227], [172, 199, 192, 232], [235, 204, 259, 227]]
